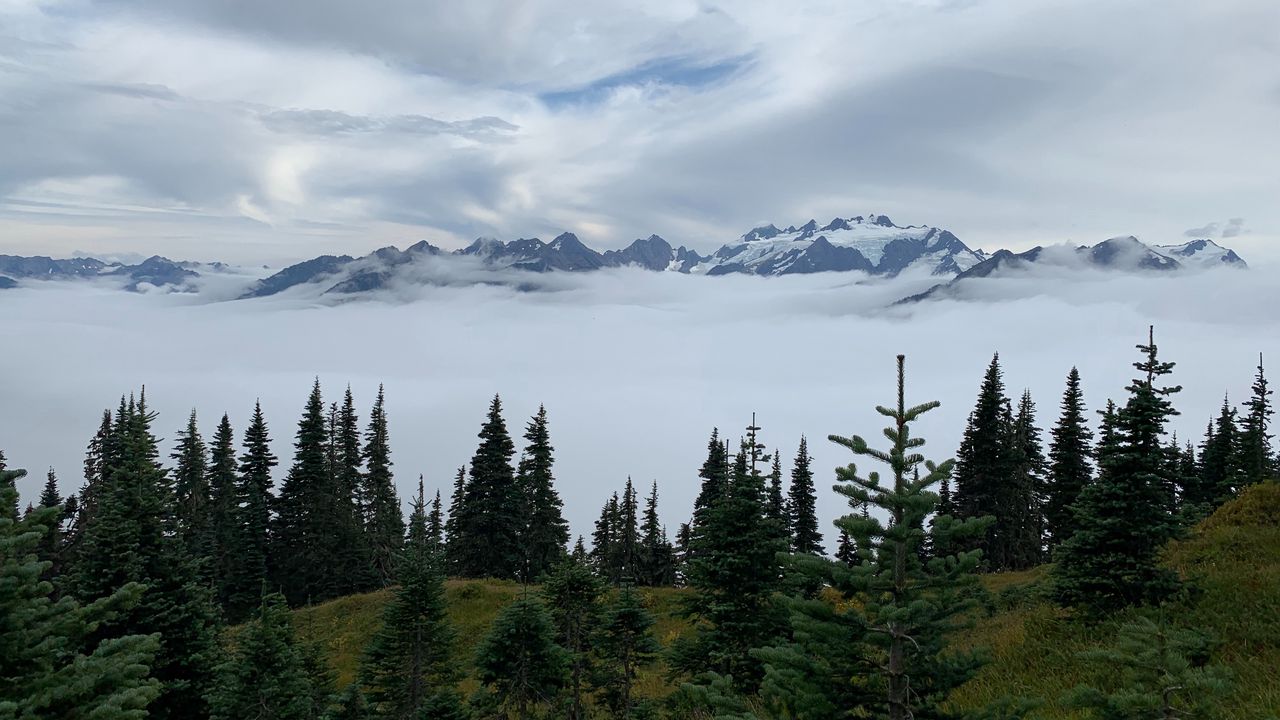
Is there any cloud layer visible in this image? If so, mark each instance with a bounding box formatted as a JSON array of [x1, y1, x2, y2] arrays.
[[1, 0, 1277, 263]]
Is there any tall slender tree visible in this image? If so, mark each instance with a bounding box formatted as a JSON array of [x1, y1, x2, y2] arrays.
[[1239, 354, 1275, 485], [272, 379, 331, 605], [35, 467, 65, 575], [637, 481, 676, 587], [232, 401, 276, 622], [952, 353, 1020, 570], [171, 410, 211, 563], [455, 395, 521, 579], [363, 384, 404, 585], [1045, 367, 1094, 551], [1199, 397, 1244, 509], [205, 414, 239, 613], [591, 493, 621, 582], [427, 487, 444, 551], [1008, 390, 1046, 568], [443, 466, 466, 575], [517, 405, 570, 581], [787, 436, 823, 555], [765, 451, 790, 549]]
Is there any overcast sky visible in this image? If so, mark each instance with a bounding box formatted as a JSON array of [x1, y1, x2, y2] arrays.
[[3, 0, 1278, 264]]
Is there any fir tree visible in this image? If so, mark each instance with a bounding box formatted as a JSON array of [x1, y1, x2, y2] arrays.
[[231, 401, 276, 622], [1, 474, 162, 719], [594, 585, 661, 720], [1008, 390, 1047, 569], [591, 492, 620, 582], [203, 414, 237, 613], [571, 535, 588, 562], [765, 451, 790, 549], [64, 410, 113, 565], [615, 477, 640, 582], [1054, 327, 1182, 612], [1199, 397, 1245, 508], [359, 480, 460, 719], [787, 436, 824, 555], [542, 558, 605, 720], [427, 486, 444, 550], [1239, 353, 1275, 485], [443, 466, 466, 575], [952, 353, 1021, 570], [171, 409, 211, 564], [211, 593, 329, 720], [1045, 367, 1094, 550], [760, 355, 991, 720], [363, 384, 405, 586], [474, 595, 568, 720], [35, 467, 65, 575], [455, 395, 521, 579], [637, 481, 676, 587], [272, 379, 332, 605], [517, 405, 570, 581], [691, 428, 729, 536], [835, 530, 856, 566]]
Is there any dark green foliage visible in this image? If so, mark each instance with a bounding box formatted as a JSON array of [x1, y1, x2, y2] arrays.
[[765, 451, 790, 549], [1198, 398, 1245, 509], [835, 530, 856, 566], [211, 593, 329, 720], [331, 394, 376, 596], [363, 384, 405, 586], [1045, 368, 1094, 550], [787, 436, 823, 555], [35, 467, 66, 575], [542, 558, 605, 720], [1239, 354, 1275, 486], [672, 419, 787, 692], [273, 379, 333, 605], [360, 481, 457, 719], [690, 428, 728, 537], [1064, 614, 1232, 719], [637, 481, 676, 587], [1008, 390, 1047, 569], [517, 405, 570, 581], [767, 355, 991, 720], [231, 401, 277, 622], [427, 488, 444, 551], [171, 410, 211, 564], [1054, 327, 1182, 612], [454, 395, 521, 580], [443, 466, 466, 575], [1, 476, 161, 720], [591, 492, 621, 581], [474, 595, 568, 720], [205, 414, 239, 613], [594, 585, 660, 719], [616, 478, 640, 581]]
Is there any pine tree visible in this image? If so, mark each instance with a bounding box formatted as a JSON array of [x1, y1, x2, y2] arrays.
[[1008, 390, 1046, 569], [616, 477, 640, 582], [474, 595, 568, 720], [637, 481, 675, 587], [231, 401, 277, 622], [517, 405, 570, 581], [591, 492, 620, 581], [334, 387, 376, 594], [952, 353, 1020, 570], [542, 558, 605, 720], [171, 410, 211, 565], [427, 487, 444, 551], [1, 473, 162, 719], [64, 410, 113, 565], [1199, 397, 1245, 508], [1054, 327, 1182, 612], [70, 392, 222, 720], [211, 593, 329, 720], [760, 355, 991, 720], [35, 467, 65, 575], [359, 480, 461, 719], [205, 414, 238, 614], [443, 466, 466, 575], [272, 379, 332, 605], [571, 535, 588, 562], [788, 436, 824, 555], [835, 530, 856, 566], [672, 418, 787, 691], [1064, 614, 1232, 718], [1045, 367, 1094, 551], [454, 395, 521, 579], [594, 585, 661, 720], [765, 451, 790, 549], [691, 428, 728, 535], [363, 384, 405, 586], [1239, 354, 1275, 486]]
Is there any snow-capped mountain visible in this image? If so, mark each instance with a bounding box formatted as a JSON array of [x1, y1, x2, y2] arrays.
[[0, 253, 203, 292], [1153, 239, 1247, 270]]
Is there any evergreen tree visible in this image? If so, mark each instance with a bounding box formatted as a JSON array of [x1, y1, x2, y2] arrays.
[[1045, 367, 1094, 550], [360, 480, 461, 719], [765, 451, 790, 549], [335, 389, 377, 593], [690, 428, 728, 535], [1008, 390, 1046, 568], [70, 393, 222, 720], [474, 595, 568, 720], [759, 355, 991, 720], [171, 410, 211, 564], [1064, 614, 1232, 719], [205, 414, 238, 609], [363, 384, 405, 586], [1239, 354, 1275, 486], [952, 353, 1020, 570], [1054, 327, 1182, 612], [35, 467, 65, 574], [591, 492, 620, 582], [1199, 397, 1245, 508], [427, 487, 444, 551], [231, 401, 277, 622], [594, 585, 661, 720], [542, 558, 605, 720], [835, 530, 856, 566], [671, 419, 787, 691], [211, 593, 329, 720], [787, 436, 824, 556], [616, 477, 640, 582], [517, 405, 570, 581], [1, 474, 162, 719], [571, 535, 588, 562], [455, 395, 521, 579], [272, 379, 332, 605], [443, 466, 466, 575], [637, 481, 676, 587], [64, 410, 113, 564]]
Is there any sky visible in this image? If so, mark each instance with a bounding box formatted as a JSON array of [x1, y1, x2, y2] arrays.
[[3, 266, 1277, 544], [2, 0, 1279, 264]]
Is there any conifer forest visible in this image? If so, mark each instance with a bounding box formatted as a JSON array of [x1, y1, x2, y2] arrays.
[[3, 326, 1277, 719]]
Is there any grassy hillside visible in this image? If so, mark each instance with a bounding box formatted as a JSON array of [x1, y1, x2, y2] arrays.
[[291, 483, 1280, 716]]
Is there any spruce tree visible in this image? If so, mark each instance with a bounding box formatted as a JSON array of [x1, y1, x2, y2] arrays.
[[615, 477, 640, 582], [443, 466, 466, 576], [787, 436, 824, 555], [333, 388, 376, 594], [1239, 354, 1274, 485], [765, 451, 790, 549], [171, 410, 211, 564], [1045, 367, 1094, 550], [952, 353, 1020, 570], [1008, 390, 1046, 569], [474, 595, 568, 720], [363, 384, 405, 586], [690, 428, 728, 535], [760, 355, 990, 720], [594, 585, 661, 720], [35, 467, 65, 575], [272, 379, 332, 605], [427, 487, 444, 551], [637, 481, 675, 587], [1054, 327, 1182, 612], [591, 492, 620, 582], [205, 414, 239, 614], [1, 474, 162, 719], [1199, 397, 1245, 508], [542, 558, 605, 720], [455, 395, 521, 579], [64, 410, 113, 566], [517, 405, 570, 581], [232, 401, 276, 622], [359, 480, 461, 719], [835, 530, 856, 566], [210, 593, 329, 720]]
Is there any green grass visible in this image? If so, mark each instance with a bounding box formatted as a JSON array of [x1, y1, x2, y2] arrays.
[[287, 483, 1280, 717]]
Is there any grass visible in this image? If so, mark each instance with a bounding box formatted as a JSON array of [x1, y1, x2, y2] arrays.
[[287, 483, 1280, 717]]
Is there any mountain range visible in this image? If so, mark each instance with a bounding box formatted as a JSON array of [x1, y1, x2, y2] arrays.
[[0, 215, 1247, 302]]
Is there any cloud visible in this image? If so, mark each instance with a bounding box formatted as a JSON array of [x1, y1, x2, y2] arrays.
[[1223, 217, 1246, 238], [2, 267, 1276, 541], [1184, 222, 1220, 238], [257, 109, 518, 139]]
